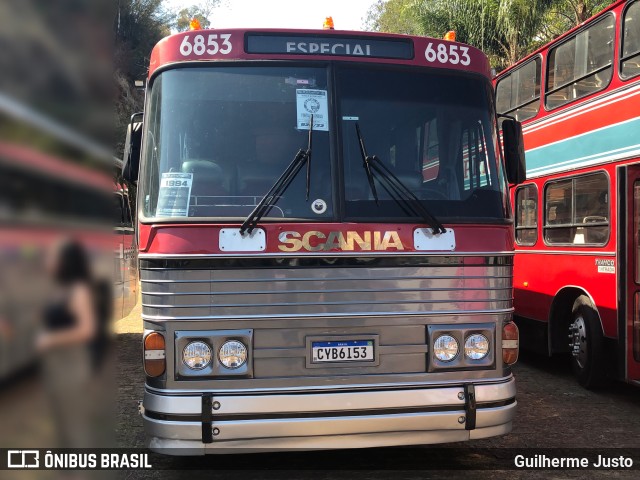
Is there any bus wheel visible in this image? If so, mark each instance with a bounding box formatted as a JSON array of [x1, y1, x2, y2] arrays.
[[568, 295, 606, 389]]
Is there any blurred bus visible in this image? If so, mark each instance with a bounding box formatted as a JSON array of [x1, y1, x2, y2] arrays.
[[0, 93, 137, 380]]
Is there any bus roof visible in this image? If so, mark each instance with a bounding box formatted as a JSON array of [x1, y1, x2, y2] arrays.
[[495, 0, 624, 79], [148, 28, 492, 79]]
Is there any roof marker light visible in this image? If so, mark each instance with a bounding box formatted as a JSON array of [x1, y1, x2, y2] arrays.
[[190, 18, 202, 31], [323, 17, 334, 30], [444, 30, 456, 41]]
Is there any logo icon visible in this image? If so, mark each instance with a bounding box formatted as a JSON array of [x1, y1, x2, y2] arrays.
[[7, 450, 39, 468], [311, 199, 327, 214], [304, 98, 321, 114]]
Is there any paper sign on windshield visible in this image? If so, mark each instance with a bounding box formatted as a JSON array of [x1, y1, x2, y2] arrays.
[[156, 172, 193, 217], [296, 89, 329, 131]]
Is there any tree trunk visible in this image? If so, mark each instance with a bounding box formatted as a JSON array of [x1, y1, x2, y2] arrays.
[[575, 1, 589, 24]]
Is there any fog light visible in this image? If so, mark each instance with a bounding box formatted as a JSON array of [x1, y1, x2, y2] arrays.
[[183, 341, 212, 370], [434, 335, 459, 362], [219, 340, 247, 369], [465, 334, 490, 360]]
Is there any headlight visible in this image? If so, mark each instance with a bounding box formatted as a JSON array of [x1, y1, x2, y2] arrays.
[[433, 335, 459, 362], [182, 341, 212, 370], [219, 340, 247, 369], [465, 334, 490, 360]]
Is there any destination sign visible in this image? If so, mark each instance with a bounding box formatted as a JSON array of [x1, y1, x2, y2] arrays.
[[245, 34, 414, 60]]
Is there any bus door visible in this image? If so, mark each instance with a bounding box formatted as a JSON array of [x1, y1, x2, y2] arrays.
[[619, 163, 640, 384]]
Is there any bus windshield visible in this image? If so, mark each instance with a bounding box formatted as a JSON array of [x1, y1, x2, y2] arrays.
[[141, 64, 507, 222]]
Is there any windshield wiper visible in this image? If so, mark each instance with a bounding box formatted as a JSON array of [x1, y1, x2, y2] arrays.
[[354, 123, 446, 235], [240, 116, 314, 235]]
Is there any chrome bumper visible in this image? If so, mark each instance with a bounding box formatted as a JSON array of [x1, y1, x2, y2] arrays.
[[141, 378, 516, 455]]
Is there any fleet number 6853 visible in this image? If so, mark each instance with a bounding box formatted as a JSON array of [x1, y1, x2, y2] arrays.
[[425, 42, 471, 66], [179, 34, 232, 56]]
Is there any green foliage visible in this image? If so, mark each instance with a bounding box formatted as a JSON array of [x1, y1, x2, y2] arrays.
[[175, 7, 211, 32], [114, 0, 173, 156], [365, 0, 616, 69], [174, 0, 221, 32], [364, 0, 423, 35]]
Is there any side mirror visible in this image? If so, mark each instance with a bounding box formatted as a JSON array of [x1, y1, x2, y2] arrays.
[[122, 112, 143, 183], [502, 118, 526, 185]]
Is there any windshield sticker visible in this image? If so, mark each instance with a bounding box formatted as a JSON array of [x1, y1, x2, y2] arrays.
[[311, 199, 327, 214], [286, 77, 317, 88], [156, 172, 193, 217], [297, 89, 329, 131]]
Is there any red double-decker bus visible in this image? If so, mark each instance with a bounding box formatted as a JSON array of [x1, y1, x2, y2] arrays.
[[495, 0, 640, 388], [123, 24, 528, 454]]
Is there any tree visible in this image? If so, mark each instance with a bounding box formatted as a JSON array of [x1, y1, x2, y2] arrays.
[[364, 0, 423, 35], [175, 7, 210, 32], [114, 0, 173, 156], [539, 1, 614, 41], [174, 0, 221, 32], [365, 0, 616, 69]]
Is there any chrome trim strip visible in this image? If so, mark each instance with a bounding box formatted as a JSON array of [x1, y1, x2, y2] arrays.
[[143, 406, 515, 444], [516, 250, 615, 256], [142, 284, 511, 292], [139, 251, 515, 259], [141, 298, 511, 309], [141, 307, 514, 322], [140, 274, 512, 283], [144, 374, 514, 395], [143, 378, 515, 415]]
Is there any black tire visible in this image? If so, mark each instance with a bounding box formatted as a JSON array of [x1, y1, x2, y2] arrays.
[[569, 295, 607, 388]]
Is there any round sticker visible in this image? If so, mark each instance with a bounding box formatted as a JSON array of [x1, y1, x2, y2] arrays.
[[311, 199, 327, 214], [304, 98, 321, 113]]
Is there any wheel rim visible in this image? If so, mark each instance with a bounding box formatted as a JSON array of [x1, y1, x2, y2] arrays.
[[569, 315, 588, 369]]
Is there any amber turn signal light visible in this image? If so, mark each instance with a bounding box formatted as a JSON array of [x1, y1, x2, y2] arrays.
[[502, 321, 519, 365], [144, 332, 166, 377]]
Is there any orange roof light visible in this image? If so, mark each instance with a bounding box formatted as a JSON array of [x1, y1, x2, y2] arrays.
[[189, 18, 202, 31], [444, 30, 456, 41], [323, 16, 334, 30]]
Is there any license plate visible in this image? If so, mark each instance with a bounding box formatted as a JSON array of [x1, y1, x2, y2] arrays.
[[311, 340, 374, 363]]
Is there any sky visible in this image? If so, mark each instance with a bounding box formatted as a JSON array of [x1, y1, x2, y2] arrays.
[[164, 0, 377, 31]]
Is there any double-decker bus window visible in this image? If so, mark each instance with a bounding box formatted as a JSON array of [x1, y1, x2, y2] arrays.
[[544, 173, 609, 245], [622, 0, 640, 79], [546, 15, 614, 109], [496, 57, 541, 121], [515, 185, 538, 245], [338, 66, 506, 221], [141, 67, 332, 220], [545, 179, 573, 243]]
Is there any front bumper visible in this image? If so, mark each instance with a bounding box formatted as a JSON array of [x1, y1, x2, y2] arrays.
[[141, 378, 516, 455]]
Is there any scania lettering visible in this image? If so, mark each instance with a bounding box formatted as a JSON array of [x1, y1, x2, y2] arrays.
[[122, 26, 526, 454]]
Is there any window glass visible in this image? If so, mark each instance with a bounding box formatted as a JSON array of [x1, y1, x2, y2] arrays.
[[546, 15, 614, 109], [338, 66, 507, 221], [496, 58, 541, 122], [634, 181, 639, 284], [422, 120, 440, 182], [141, 67, 332, 220], [622, 1, 640, 79], [515, 185, 537, 245], [544, 173, 609, 245]]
